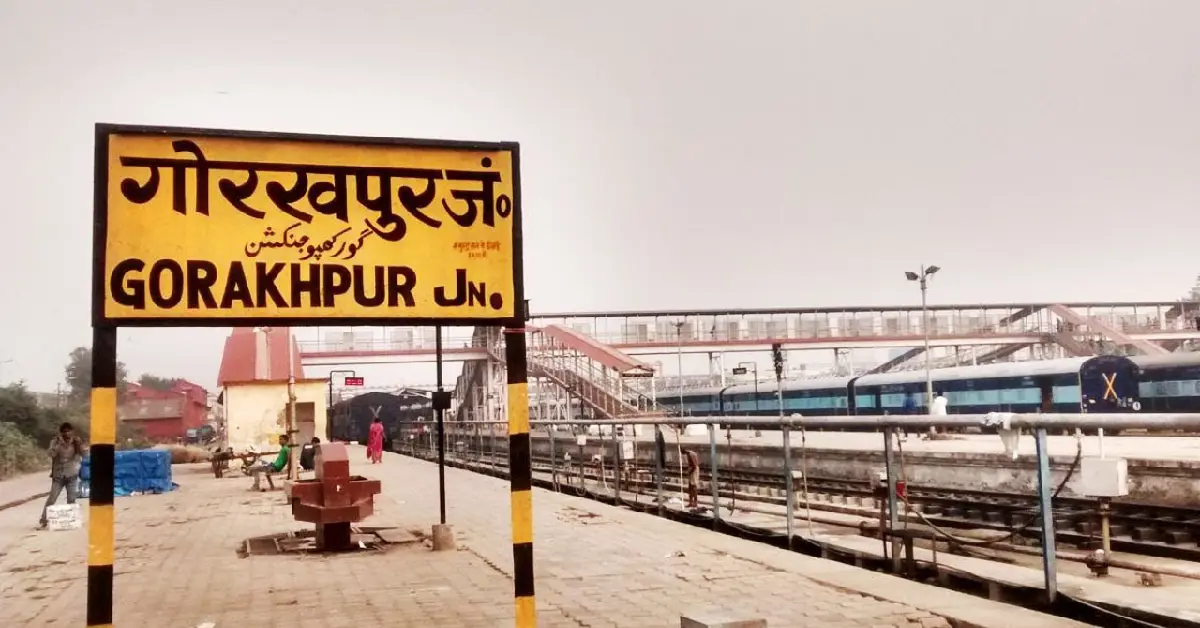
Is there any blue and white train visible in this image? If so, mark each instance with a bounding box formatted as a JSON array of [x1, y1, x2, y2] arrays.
[[660, 352, 1200, 424]]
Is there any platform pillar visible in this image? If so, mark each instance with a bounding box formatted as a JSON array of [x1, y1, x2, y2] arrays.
[[431, 523, 456, 551], [317, 522, 352, 552]]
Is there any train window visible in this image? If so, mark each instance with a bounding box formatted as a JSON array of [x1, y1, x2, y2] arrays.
[[1017, 387, 1041, 404], [856, 394, 876, 408], [1144, 379, 1200, 398], [1053, 385, 1081, 403]]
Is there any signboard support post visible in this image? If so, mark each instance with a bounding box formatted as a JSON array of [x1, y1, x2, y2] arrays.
[[86, 325, 117, 628], [434, 326, 447, 525], [506, 316, 535, 627]]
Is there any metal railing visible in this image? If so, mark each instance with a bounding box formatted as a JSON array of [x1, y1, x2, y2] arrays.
[[297, 316, 1197, 356], [399, 410, 1200, 610], [297, 332, 485, 354], [572, 319, 1191, 346]]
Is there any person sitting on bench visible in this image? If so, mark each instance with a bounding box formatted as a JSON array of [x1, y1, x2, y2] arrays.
[[299, 437, 320, 472], [251, 435, 291, 492]]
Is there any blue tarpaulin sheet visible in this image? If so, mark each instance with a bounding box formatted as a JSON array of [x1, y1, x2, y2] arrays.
[[80, 449, 177, 497]]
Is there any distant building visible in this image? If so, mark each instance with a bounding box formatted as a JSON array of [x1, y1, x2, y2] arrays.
[[31, 391, 66, 409], [217, 327, 327, 451], [119, 380, 209, 442]]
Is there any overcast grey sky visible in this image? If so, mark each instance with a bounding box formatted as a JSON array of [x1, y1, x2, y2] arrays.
[[2, 1, 1199, 392]]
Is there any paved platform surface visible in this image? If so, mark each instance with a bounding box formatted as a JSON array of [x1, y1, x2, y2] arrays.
[[0, 447, 1084, 627], [0, 472, 49, 510], [562, 429, 1200, 462]]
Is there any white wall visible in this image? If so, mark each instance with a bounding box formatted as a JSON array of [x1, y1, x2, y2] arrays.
[[223, 381, 328, 451]]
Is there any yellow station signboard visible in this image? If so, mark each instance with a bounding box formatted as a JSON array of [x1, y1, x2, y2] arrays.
[[95, 126, 521, 325]]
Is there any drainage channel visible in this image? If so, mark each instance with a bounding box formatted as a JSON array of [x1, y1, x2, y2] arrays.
[[423, 452, 1200, 628]]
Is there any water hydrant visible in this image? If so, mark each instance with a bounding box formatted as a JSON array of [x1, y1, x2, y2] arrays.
[[287, 442, 382, 551]]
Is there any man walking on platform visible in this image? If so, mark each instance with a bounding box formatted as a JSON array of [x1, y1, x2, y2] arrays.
[[38, 422, 85, 530]]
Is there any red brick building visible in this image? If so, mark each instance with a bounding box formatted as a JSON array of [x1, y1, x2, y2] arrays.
[[119, 380, 210, 442]]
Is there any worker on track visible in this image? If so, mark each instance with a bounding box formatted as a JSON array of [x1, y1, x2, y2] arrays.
[[684, 449, 701, 510]]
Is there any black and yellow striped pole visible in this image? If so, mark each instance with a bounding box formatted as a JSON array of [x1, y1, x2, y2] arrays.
[[505, 324, 535, 626], [87, 326, 117, 627]]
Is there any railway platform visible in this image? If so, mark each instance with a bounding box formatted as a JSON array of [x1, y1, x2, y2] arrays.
[[0, 447, 1088, 627]]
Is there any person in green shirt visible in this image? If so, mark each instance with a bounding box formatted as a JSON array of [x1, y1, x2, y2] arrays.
[[270, 436, 292, 472], [251, 434, 290, 491]]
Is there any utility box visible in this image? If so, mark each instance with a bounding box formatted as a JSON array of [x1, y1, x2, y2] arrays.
[[1080, 457, 1129, 498], [871, 470, 888, 488]]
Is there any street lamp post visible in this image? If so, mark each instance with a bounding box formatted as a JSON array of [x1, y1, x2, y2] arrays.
[[906, 265, 941, 436], [674, 322, 685, 414]]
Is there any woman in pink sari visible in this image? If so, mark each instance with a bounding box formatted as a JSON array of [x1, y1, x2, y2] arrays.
[[367, 418, 384, 464]]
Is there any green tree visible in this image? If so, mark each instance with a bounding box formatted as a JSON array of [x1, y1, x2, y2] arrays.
[[0, 384, 51, 444], [0, 382, 86, 451], [0, 421, 45, 479], [137, 374, 181, 391], [65, 346, 128, 405], [1187, 275, 1200, 301]]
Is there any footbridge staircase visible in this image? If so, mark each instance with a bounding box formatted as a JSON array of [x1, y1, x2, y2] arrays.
[[454, 325, 673, 426]]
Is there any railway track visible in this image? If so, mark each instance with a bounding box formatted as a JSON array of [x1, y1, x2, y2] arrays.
[[415, 444, 1200, 563]]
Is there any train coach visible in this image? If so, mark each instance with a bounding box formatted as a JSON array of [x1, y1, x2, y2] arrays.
[[1131, 352, 1200, 412], [329, 390, 434, 447], [660, 353, 1194, 423]]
